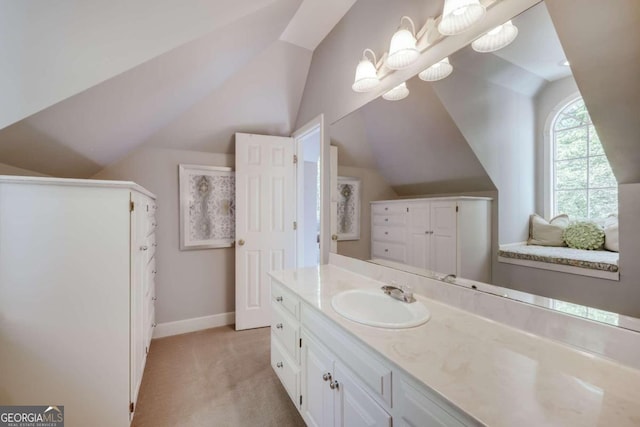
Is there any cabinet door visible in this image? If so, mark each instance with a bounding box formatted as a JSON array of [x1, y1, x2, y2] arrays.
[[333, 361, 391, 427], [429, 202, 457, 275], [301, 334, 334, 427], [407, 202, 430, 269]]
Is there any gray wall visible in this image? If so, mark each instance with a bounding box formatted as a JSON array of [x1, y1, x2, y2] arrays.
[[432, 66, 536, 244], [93, 147, 235, 324], [0, 163, 48, 177]]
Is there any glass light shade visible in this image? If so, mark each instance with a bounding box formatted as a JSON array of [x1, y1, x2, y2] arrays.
[[382, 82, 410, 101], [352, 57, 380, 92], [471, 20, 518, 52], [438, 0, 486, 36], [386, 28, 420, 70], [418, 57, 453, 82]]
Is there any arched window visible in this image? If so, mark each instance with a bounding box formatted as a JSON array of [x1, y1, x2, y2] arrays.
[[551, 97, 617, 219]]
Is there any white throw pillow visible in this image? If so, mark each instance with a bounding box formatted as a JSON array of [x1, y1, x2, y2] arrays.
[[604, 214, 619, 252], [528, 214, 570, 247]]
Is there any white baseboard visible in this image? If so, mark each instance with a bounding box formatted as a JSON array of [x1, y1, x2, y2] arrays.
[[153, 312, 235, 339]]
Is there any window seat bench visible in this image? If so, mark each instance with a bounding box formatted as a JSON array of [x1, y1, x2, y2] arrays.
[[498, 243, 619, 281]]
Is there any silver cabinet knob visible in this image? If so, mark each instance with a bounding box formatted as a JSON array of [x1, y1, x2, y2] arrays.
[[152, 243, 157, 247], [152, 296, 157, 301], [384, 249, 389, 252], [331, 234, 338, 241], [384, 231, 389, 235], [140, 246, 148, 251], [276, 296, 283, 302], [329, 380, 339, 390], [276, 362, 283, 368], [322, 373, 332, 381], [152, 323, 157, 327], [384, 218, 388, 222], [152, 270, 157, 274], [275, 323, 283, 329]]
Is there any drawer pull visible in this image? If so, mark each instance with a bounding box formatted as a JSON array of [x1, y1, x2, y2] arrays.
[[276, 296, 283, 302], [152, 243, 157, 247], [140, 245, 148, 251], [385, 207, 388, 210], [384, 231, 388, 235], [384, 218, 388, 222], [329, 380, 340, 390], [152, 297, 157, 301], [322, 372, 332, 381], [152, 270, 157, 274], [152, 323, 157, 327], [384, 249, 389, 252], [276, 362, 283, 368], [275, 323, 283, 329]]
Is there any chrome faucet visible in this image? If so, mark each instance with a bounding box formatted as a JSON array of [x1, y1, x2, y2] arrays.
[[381, 283, 416, 303], [442, 274, 456, 283]]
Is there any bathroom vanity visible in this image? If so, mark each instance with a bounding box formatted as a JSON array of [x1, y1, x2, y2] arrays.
[[269, 255, 640, 426]]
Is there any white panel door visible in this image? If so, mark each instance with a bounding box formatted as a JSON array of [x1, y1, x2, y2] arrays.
[[330, 145, 338, 253], [302, 334, 334, 427], [334, 361, 391, 427], [235, 133, 296, 330], [430, 201, 457, 276], [407, 202, 430, 269]]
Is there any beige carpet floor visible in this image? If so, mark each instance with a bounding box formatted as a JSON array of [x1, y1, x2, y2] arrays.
[[132, 325, 306, 427]]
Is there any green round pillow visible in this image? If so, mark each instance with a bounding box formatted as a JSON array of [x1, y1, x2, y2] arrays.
[[563, 221, 605, 250]]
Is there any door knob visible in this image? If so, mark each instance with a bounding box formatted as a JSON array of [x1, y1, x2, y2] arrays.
[[331, 234, 338, 241], [238, 239, 245, 246]]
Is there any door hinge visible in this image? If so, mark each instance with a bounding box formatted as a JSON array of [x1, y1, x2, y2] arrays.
[[129, 402, 134, 413], [299, 338, 302, 348], [130, 201, 135, 212], [300, 395, 302, 406], [293, 221, 297, 230], [293, 154, 298, 164], [456, 206, 459, 212]]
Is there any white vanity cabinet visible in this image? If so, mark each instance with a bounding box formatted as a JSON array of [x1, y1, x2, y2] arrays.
[[0, 176, 157, 427], [371, 197, 492, 282]]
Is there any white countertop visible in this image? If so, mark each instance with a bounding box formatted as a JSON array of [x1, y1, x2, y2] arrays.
[[270, 264, 640, 427]]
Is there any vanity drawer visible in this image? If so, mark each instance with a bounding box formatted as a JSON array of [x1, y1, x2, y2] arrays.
[[373, 214, 406, 227], [372, 241, 406, 263], [372, 225, 405, 243], [272, 280, 300, 320], [271, 333, 300, 407], [372, 203, 406, 215], [272, 304, 300, 363]]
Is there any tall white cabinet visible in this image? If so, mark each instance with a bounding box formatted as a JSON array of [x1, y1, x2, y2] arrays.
[[0, 176, 157, 427], [371, 197, 492, 282]]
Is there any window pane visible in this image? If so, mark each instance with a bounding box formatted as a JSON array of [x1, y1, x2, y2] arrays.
[[555, 127, 588, 160], [589, 155, 617, 188], [555, 190, 587, 218], [555, 158, 587, 189], [554, 100, 590, 130], [589, 125, 604, 156], [589, 189, 618, 218]]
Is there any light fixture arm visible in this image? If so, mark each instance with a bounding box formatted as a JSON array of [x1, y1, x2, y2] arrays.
[[400, 16, 416, 35]]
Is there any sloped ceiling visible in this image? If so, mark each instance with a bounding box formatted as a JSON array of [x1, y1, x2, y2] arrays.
[[330, 77, 495, 196], [545, 0, 640, 184], [0, 0, 281, 130], [0, 0, 304, 177]]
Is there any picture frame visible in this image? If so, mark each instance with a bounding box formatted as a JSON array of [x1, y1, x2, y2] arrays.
[[179, 164, 235, 250], [336, 176, 361, 241]]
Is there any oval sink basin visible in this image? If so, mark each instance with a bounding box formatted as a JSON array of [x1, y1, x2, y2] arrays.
[[331, 289, 430, 329]]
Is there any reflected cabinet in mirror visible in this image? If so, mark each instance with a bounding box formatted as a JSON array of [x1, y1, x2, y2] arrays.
[[328, 1, 638, 327]]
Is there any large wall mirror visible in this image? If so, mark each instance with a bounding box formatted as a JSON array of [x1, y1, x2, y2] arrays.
[[328, 1, 637, 329]]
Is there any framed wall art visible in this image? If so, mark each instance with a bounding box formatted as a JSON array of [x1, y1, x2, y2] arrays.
[[179, 164, 235, 250], [336, 176, 361, 241]]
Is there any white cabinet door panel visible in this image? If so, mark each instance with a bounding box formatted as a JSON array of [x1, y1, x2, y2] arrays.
[[302, 333, 334, 427], [334, 362, 391, 427], [430, 202, 457, 275]]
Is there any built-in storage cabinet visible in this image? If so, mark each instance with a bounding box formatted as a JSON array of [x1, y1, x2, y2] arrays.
[[270, 276, 477, 427], [0, 177, 156, 427], [371, 197, 492, 282]]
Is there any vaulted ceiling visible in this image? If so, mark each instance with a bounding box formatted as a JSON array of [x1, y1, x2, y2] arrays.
[[0, 0, 638, 193]]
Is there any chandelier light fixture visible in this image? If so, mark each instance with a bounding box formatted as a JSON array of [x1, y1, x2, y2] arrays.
[[438, 0, 486, 36], [418, 57, 453, 82], [352, 49, 382, 92], [471, 20, 518, 52], [385, 16, 420, 70], [382, 82, 410, 101]]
